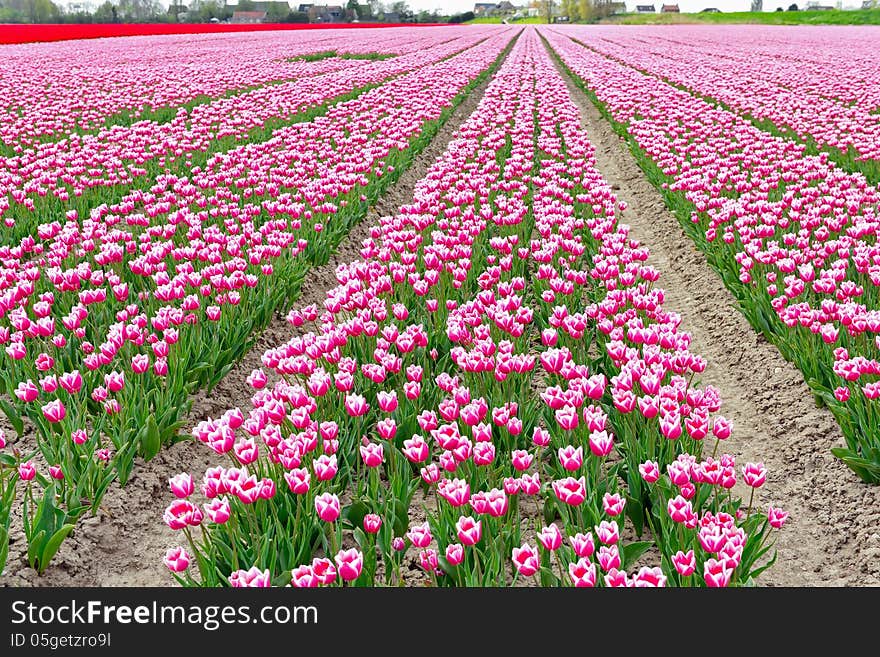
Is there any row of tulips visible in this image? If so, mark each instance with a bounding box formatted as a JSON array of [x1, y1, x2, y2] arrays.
[[0, 28, 499, 243], [163, 28, 783, 588], [656, 26, 880, 113], [542, 27, 880, 482], [0, 27, 467, 151], [564, 26, 880, 181], [0, 28, 516, 576]]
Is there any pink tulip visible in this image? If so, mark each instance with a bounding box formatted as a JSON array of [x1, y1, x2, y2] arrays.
[[291, 565, 319, 588], [552, 476, 586, 506], [344, 393, 369, 417], [445, 543, 464, 566], [363, 514, 382, 534], [284, 468, 310, 495], [588, 430, 614, 457], [597, 545, 621, 572], [406, 522, 432, 549], [58, 370, 83, 394], [402, 435, 429, 463], [19, 461, 36, 481], [532, 426, 551, 447], [511, 449, 533, 471], [15, 380, 39, 403], [360, 441, 384, 468], [568, 558, 597, 587], [742, 462, 767, 488], [229, 566, 271, 588], [672, 550, 696, 577], [313, 454, 338, 481], [768, 506, 789, 529], [311, 558, 337, 585], [163, 499, 203, 530], [163, 547, 190, 573], [595, 520, 620, 546], [633, 567, 667, 588], [511, 544, 540, 577], [703, 558, 733, 588], [557, 445, 584, 472], [204, 497, 231, 524], [519, 472, 541, 495], [602, 492, 626, 517], [335, 549, 364, 582], [169, 473, 194, 498], [538, 524, 563, 551], [247, 369, 267, 389], [314, 492, 341, 523]]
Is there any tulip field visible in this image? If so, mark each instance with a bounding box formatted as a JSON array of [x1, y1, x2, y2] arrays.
[[1, 24, 879, 589]]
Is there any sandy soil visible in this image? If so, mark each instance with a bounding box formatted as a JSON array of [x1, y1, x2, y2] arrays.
[[553, 56, 880, 586], [0, 66, 497, 587]]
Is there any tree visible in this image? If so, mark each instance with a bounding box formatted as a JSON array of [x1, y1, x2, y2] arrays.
[[578, 0, 590, 21], [750, 0, 762, 10], [449, 10, 474, 22], [93, 0, 118, 21], [787, 2, 798, 9], [267, 1, 289, 20], [24, 0, 62, 22], [189, 0, 230, 21], [775, 5, 783, 9], [543, 0, 553, 23], [236, 0, 256, 9], [561, 0, 578, 20]]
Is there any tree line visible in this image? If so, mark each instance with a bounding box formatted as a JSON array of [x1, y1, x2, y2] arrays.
[[0, 0, 448, 24]]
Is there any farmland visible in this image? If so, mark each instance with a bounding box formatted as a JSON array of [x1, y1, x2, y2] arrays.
[[0, 24, 878, 588]]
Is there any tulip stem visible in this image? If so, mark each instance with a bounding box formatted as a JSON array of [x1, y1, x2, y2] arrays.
[[553, 550, 566, 585]]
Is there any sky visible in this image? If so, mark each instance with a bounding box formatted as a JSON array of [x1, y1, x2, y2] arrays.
[[58, 0, 864, 15]]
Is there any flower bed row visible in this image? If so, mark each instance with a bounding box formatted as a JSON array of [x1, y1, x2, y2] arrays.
[[0, 28, 500, 242], [161, 28, 783, 588], [0, 27, 466, 150], [0, 28, 516, 576], [563, 25, 880, 182], [543, 27, 880, 483]]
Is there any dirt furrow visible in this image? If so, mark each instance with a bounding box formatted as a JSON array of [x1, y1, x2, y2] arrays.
[[1, 59, 502, 588], [553, 54, 880, 587]]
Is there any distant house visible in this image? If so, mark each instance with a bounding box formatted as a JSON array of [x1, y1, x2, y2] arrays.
[[308, 4, 343, 21], [472, 2, 516, 15], [700, 6, 721, 11], [609, 1, 627, 13], [231, 10, 268, 22], [661, 3, 680, 11], [636, 4, 655, 11], [298, 3, 313, 11], [474, 2, 496, 15], [862, 0, 875, 8]]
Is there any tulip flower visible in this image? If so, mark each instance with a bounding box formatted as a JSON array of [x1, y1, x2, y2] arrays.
[[163, 547, 190, 574]]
